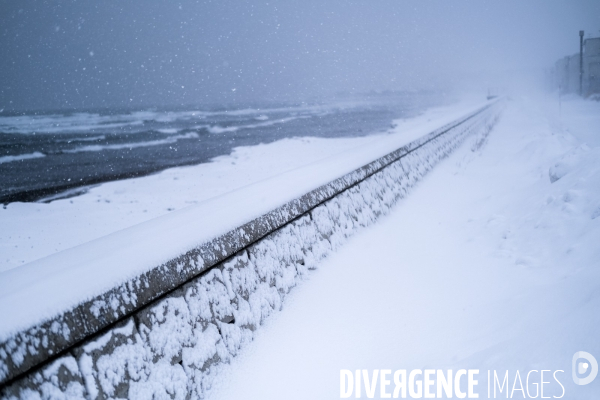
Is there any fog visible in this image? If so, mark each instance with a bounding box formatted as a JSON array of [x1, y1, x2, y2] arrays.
[[1, 0, 598, 111]]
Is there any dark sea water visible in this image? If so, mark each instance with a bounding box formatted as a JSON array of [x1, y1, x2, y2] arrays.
[[0, 92, 446, 203]]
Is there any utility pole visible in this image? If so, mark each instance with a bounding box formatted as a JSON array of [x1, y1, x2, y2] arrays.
[[579, 30, 584, 96]]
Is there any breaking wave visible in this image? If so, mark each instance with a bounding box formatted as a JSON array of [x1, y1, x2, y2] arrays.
[[0, 152, 45, 164], [64, 132, 199, 153]]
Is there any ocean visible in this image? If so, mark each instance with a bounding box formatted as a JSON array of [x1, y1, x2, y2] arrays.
[[0, 93, 445, 203]]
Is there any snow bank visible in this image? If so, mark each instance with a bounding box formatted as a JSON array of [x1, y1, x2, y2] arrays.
[[0, 101, 501, 398]]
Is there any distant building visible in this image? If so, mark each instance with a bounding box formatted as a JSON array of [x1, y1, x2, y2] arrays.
[[585, 37, 600, 95], [554, 36, 600, 96]]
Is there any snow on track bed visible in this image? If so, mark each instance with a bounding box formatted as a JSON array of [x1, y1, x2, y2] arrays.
[[0, 102, 502, 399]]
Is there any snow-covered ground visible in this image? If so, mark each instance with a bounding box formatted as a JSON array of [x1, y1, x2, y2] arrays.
[[205, 95, 600, 399], [2, 94, 598, 399]]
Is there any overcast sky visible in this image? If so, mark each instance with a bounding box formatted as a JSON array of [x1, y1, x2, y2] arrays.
[[1, 0, 598, 111]]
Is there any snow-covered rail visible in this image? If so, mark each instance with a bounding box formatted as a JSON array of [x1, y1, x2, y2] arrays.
[[0, 100, 503, 399]]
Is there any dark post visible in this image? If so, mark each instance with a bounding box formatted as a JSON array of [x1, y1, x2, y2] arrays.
[[579, 30, 584, 96]]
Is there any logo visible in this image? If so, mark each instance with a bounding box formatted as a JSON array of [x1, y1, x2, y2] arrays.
[[572, 351, 598, 385]]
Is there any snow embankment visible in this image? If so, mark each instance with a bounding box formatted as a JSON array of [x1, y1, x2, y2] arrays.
[[207, 95, 600, 400]]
